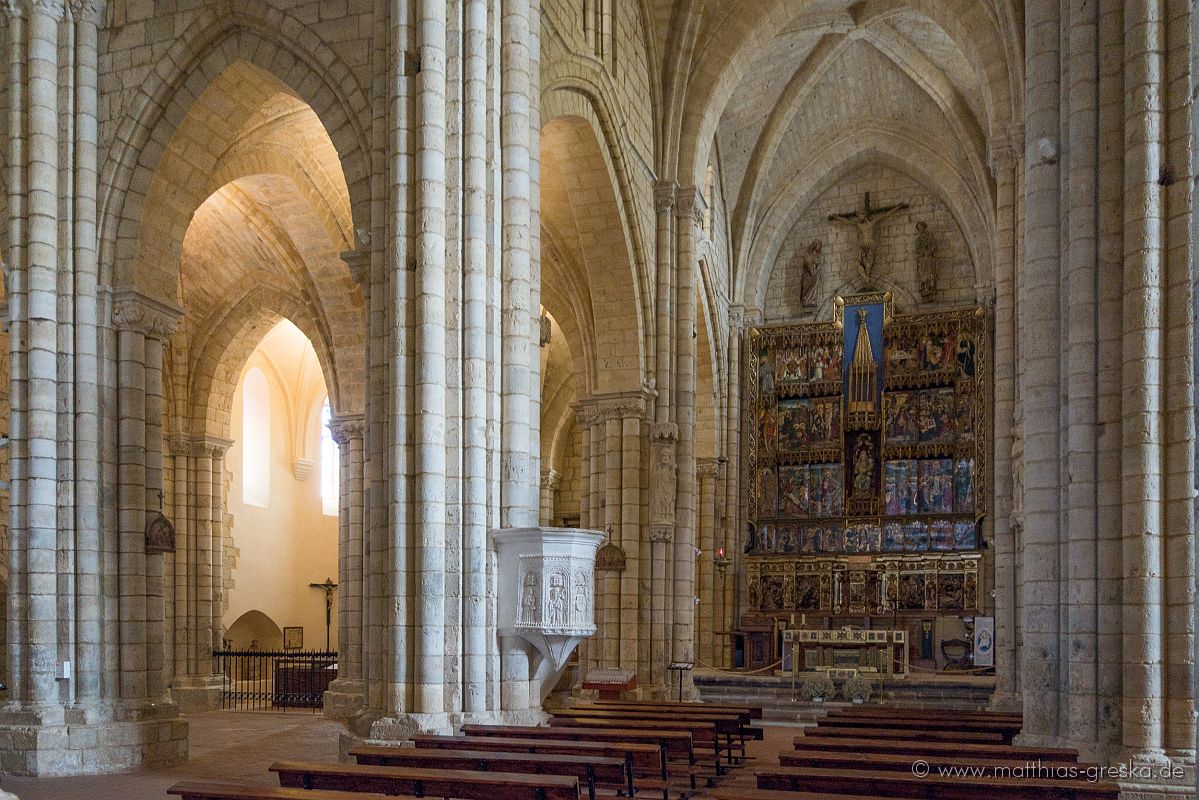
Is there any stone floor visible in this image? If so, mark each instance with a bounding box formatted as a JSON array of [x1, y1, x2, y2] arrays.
[[0, 711, 344, 800], [0, 710, 796, 800]]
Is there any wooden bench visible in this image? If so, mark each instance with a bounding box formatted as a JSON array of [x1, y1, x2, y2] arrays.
[[817, 714, 1020, 742], [168, 783, 408, 800], [594, 698, 764, 720], [269, 760, 579, 800], [405, 735, 662, 799], [350, 746, 624, 800], [713, 791, 905, 800], [756, 766, 1120, 800], [548, 710, 732, 774], [792, 735, 1080, 763], [809, 724, 1007, 744], [554, 706, 756, 769], [781, 748, 1088, 774], [461, 724, 696, 795], [826, 706, 1020, 722]]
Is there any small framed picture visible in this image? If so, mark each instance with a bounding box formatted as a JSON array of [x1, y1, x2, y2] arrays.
[[283, 626, 304, 651]]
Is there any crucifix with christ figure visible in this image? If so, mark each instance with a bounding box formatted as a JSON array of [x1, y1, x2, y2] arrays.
[[828, 191, 909, 285]]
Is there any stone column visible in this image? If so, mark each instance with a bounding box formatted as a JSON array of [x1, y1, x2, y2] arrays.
[[538, 469, 559, 527], [618, 410, 643, 673], [988, 132, 1021, 713], [325, 415, 365, 719], [1120, 0, 1166, 763], [696, 458, 720, 666], [1019, 0, 1063, 746], [671, 187, 704, 697], [648, 422, 677, 692]]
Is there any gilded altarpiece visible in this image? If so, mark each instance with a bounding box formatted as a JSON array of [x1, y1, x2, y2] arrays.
[[744, 294, 986, 618]]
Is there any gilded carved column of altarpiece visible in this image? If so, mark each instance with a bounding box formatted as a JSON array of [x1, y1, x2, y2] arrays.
[[743, 293, 987, 621]]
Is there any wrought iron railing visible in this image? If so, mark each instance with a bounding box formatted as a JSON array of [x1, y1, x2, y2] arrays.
[[213, 649, 337, 711]]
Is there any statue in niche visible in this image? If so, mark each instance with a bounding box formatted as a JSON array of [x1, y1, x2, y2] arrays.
[[828, 192, 909, 285], [915, 221, 938, 301], [547, 571, 568, 626], [652, 446, 678, 525], [796, 239, 822, 308], [852, 434, 875, 497]]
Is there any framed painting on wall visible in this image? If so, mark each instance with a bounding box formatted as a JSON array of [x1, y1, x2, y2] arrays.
[[283, 626, 304, 651]]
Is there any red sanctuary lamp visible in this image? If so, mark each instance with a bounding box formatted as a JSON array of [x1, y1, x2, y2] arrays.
[[713, 546, 731, 578]]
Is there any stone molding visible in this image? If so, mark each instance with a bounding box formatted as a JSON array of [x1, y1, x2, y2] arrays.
[[696, 457, 723, 479], [653, 180, 678, 212], [111, 290, 183, 341], [540, 468, 561, 490], [329, 414, 365, 446]]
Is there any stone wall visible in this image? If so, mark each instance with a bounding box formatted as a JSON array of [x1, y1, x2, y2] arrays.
[[763, 163, 977, 323]]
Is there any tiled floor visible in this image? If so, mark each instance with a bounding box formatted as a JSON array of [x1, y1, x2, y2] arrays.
[[0, 710, 796, 800]]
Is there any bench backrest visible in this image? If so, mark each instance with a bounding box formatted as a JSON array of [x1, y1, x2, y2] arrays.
[[793, 734, 1079, 762], [594, 699, 762, 720], [460, 724, 693, 760], [168, 781, 418, 800], [410, 735, 662, 771], [270, 760, 579, 800], [351, 746, 626, 782], [811, 724, 1006, 743], [758, 766, 1120, 800], [579, 702, 751, 724]]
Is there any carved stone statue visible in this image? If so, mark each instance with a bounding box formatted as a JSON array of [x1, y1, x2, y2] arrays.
[[519, 572, 541, 625], [915, 221, 938, 301], [796, 239, 822, 308], [651, 446, 677, 525], [547, 571, 568, 626], [828, 192, 909, 285]]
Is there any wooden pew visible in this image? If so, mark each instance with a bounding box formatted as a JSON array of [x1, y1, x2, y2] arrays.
[[714, 791, 905, 800], [168, 783, 406, 800], [593, 698, 763, 720], [791, 734, 1080, 763], [548, 709, 733, 773], [349, 746, 624, 800], [808, 724, 1007, 744], [461, 724, 696, 796], [549, 714, 724, 777], [756, 765, 1120, 800], [780, 748, 1088, 774], [574, 701, 762, 764], [817, 714, 1020, 742], [405, 735, 661, 799], [825, 705, 1020, 722], [269, 761, 579, 800]]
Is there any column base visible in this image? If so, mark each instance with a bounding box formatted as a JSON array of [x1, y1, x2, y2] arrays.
[[323, 679, 366, 721], [170, 675, 224, 713], [0, 700, 187, 776]]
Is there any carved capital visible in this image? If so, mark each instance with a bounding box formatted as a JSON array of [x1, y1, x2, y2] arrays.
[[653, 180, 678, 213], [329, 414, 365, 446], [675, 185, 706, 228], [540, 468, 561, 490], [4, 0, 66, 18], [649, 525, 674, 543], [111, 290, 183, 341], [650, 422, 678, 443], [66, 0, 103, 23], [171, 434, 234, 459], [697, 457, 722, 479]]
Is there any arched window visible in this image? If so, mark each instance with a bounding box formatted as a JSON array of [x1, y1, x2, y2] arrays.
[[242, 367, 271, 507], [320, 399, 338, 516]]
